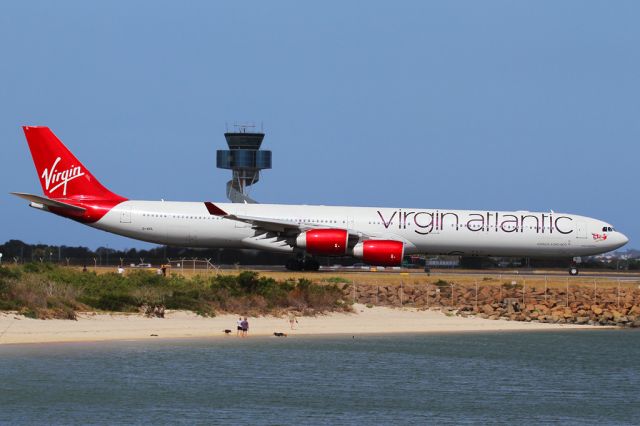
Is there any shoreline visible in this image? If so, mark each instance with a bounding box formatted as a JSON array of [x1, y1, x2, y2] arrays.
[[0, 304, 604, 346]]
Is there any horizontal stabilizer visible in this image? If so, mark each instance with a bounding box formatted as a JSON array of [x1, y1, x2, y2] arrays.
[[10, 192, 86, 213]]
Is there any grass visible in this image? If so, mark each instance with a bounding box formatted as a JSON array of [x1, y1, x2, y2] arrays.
[[321, 276, 353, 284], [81, 266, 639, 289], [0, 265, 350, 320], [5, 264, 637, 320]]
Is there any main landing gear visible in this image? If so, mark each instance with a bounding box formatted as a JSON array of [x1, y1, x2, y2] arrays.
[[285, 256, 320, 271]]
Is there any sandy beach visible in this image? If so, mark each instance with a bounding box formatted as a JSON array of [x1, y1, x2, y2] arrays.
[[0, 305, 599, 345]]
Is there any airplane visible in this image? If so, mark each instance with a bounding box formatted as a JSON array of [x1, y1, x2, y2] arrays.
[[12, 126, 629, 275]]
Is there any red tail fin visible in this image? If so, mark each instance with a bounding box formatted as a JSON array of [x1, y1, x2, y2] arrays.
[[22, 126, 124, 201]]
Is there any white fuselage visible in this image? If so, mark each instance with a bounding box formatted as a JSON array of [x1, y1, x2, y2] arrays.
[[91, 201, 628, 257]]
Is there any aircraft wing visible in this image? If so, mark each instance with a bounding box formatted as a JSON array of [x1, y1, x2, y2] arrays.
[[227, 212, 417, 249], [203, 202, 416, 248], [11, 192, 86, 213], [226, 214, 305, 233], [204, 202, 367, 236]]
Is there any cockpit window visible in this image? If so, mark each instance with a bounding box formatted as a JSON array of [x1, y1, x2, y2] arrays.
[[603, 226, 614, 232]]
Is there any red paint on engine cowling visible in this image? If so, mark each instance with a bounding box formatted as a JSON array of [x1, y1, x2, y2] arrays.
[[303, 229, 348, 256], [361, 240, 404, 266]]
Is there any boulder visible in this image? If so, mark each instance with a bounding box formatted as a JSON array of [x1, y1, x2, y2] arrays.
[[534, 304, 549, 313], [592, 306, 603, 315], [611, 310, 625, 319], [629, 306, 640, 316], [575, 316, 590, 324]]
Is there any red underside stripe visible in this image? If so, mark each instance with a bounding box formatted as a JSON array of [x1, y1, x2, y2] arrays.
[[49, 198, 127, 224]]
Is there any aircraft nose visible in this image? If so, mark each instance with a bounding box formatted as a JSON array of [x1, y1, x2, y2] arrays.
[[611, 232, 630, 250], [620, 233, 629, 246]]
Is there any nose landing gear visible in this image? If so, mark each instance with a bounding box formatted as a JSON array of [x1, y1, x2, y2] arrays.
[[569, 256, 581, 276]]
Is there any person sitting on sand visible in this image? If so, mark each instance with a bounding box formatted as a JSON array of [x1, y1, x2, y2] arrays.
[[241, 317, 249, 337], [236, 317, 243, 337]]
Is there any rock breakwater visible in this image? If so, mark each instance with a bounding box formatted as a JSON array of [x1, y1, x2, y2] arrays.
[[339, 280, 640, 327]]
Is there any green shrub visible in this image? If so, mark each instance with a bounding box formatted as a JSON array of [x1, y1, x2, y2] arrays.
[[323, 276, 352, 284], [0, 266, 21, 280], [237, 271, 260, 293], [23, 262, 55, 273], [20, 307, 38, 319], [94, 293, 138, 311], [501, 282, 522, 290], [434, 279, 451, 288], [0, 265, 348, 318], [297, 278, 313, 291]]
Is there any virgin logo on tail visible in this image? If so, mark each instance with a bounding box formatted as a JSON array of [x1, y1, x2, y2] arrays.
[[41, 157, 85, 197]]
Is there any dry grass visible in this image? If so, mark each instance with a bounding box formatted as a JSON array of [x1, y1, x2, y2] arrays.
[[77, 265, 640, 290], [251, 270, 640, 291]]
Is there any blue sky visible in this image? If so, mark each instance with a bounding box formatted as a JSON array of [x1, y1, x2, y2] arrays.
[[1, 1, 638, 250]]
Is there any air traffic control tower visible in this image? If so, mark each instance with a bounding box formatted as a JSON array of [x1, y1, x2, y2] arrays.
[[216, 125, 272, 203]]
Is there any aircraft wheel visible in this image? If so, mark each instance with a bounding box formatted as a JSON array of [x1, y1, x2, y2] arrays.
[[303, 258, 320, 271], [285, 258, 303, 271]]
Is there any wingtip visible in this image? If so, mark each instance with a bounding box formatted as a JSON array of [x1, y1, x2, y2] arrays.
[[204, 202, 227, 216]]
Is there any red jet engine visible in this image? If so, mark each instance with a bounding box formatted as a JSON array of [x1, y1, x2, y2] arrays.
[[352, 240, 404, 266], [296, 229, 349, 256]]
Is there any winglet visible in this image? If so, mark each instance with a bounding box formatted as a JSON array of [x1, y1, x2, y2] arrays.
[[204, 202, 227, 216]]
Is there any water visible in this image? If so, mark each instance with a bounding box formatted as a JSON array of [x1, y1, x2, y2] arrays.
[[1, 331, 640, 425]]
